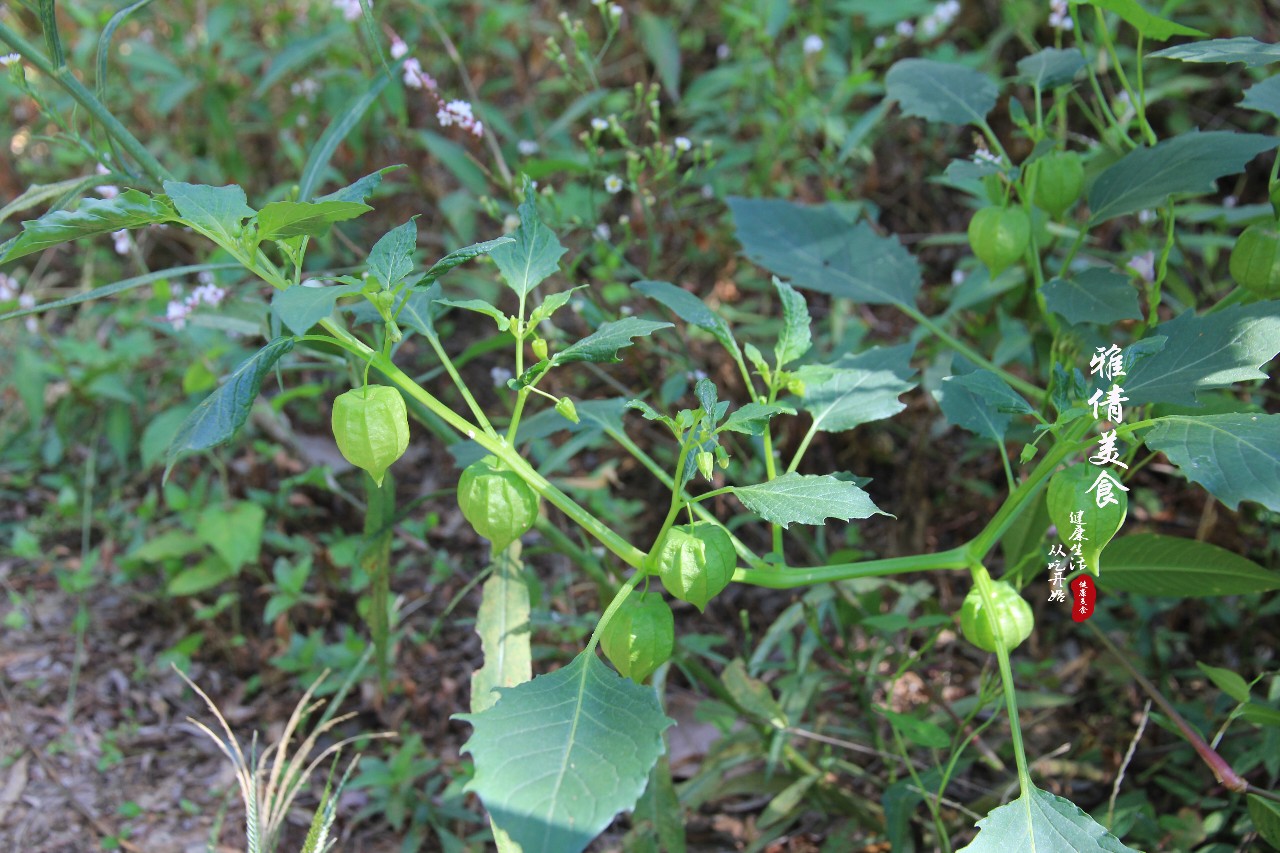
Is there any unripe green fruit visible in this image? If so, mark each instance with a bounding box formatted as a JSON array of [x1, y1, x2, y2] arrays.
[[457, 456, 540, 551], [650, 522, 735, 611], [967, 206, 1031, 276], [1028, 151, 1084, 218], [960, 580, 1034, 653], [601, 591, 674, 682], [331, 385, 409, 487], [1229, 224, 1280, 297]]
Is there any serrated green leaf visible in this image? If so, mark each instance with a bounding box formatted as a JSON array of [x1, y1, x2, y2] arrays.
[[489, 180, 567, 298], [1100, 534, 1280, 596], [255, 200, 371, 240], [196, 502, 265, 573], [368, 218, 417, 289], [1124, 302, 1280, 406], [163, 181, 256, 245], [885, 58, 1000, 126], [272, 281, 363, 335], [795, 344, 917, 433], [730, 472, 886, 528], [315, 165, 402, 204], [633, 279, 739, 357], [458, 651, 672, 853], [937, 370, 1030, 442], [1241, 76, 1280, 120], [436, 297, 511, 330], [422, 235, 515, 286], [1151, 36, 1280, 66], [1196, 662, 1251, 704], [720, 403, 796, 436], [1017, 47, 1087, 89], [1143, 413, 1280, 511], [164, 338, 294, 480], [1087, 132, 1278, 224], [471, 547, 532, 714], [551, 317, 672, 366], [1, 190, 173, 262], [728, 198, 921, 308], [773, 277, 811, 368], [1042, 269, 1143, 325], [1072, 0, 1206, 40], [528, 286, 586, 326], [958, 786, 1140, 852]]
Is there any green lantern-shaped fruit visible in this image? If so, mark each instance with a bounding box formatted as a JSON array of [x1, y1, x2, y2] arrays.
[[960, 577, 1034, 653], [1028, 151, 1084, 218], [1046, 464, 1127, 576], [331, 385, 410, 487], [1229, 224, 1280, 297], [457, 455, 540, 551], [601, 590, 675, 682], [967, 206, 1031, 276], [650, 522, 735, 611]]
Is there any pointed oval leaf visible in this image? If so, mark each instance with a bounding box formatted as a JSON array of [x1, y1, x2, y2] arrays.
[[633, 280, 739, 356], [163, 181, 256, 245], [551, 318, 673, 366], [164, 338, 294, 480], [958, 786, 1140, 853], [730, 473, 887, 528], [1242, 76, 1280, 120], [1017, 47, 1087, 89], [457, 651, 673, 853], [1075, 0, 1206, 40], [368, 218, 418, 289], [2, 190, 174, 262], [1151, 36, 1280, 66], [1043, 269, 1143, 325], [1100, 533, 1280, 596], [272, 281, 363, 335], [885, 59, 1000, 126], [489, 180, 567, 298], [773, 278, 811, 368], [1088, 132, 1278, 224], [422, 235, 515, 285], [255, 200, 371, 241]]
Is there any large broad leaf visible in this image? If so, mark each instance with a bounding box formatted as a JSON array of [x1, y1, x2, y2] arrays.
[[367, 218, 418, 289], [470, 547, 532, 714], [422, 236, 515, 286], [958, 786, 1139, 852], [936, 370, 1032, 443], [1143, 413, 1280, 511], [1151, 36, 1280, 67], [272, 281, 363, 335], [163, 181, 256, 245], [458, 651, 672, 853], [551, 317, 672, 365], [730, 473, 886, 528], [1, 190, 173, 262], [773, 278, 811, 368], [254, 200, 371, 241], [633, 279, 739, 357], [1124, 302, 1280, 406], [728, 198, 921, 308], [1042, 268, 1143, 325], [1017, 48, 1087, 90], [1087, 132, 1278, 224], [1101, 534, 1280, 596], [163, 338, 294, 481], [885, 59, 999, 126], [489, 180, 567, 299], [1072, 0, 1206, 40], [1241, 76, 1280, 120], [795, 344, 916, 433]]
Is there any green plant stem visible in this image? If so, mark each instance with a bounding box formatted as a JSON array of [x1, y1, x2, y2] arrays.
[[732, 547, 968, 588], [0, 20, 173, 185], [970, 563, 1034, 797], [1094, 9, 1156, 147], [903, 304, 1045, 404], [422, 330, 496, 437], [584, 570, 646, 653]]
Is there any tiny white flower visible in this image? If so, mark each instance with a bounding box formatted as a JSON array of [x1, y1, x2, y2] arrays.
[[594, 223, 611, 241], [0, 53, 20, 67], [301, 278, 323, 288], [517, 139, 540, 156], [502, 213, 521, 233], [895, 20, 915, 37], [191, 283, 226, 307], [619, 305, 633, 316], [591, 117, 609, 132], [873, 35, 888, 49], [604, 174, 623, 194], [112, 229, 131, 256], [197, 271, 215, 286], [609, 4, 623, 17], [1223, 195, 1238, 209], [701, 184, 715, 200], [952, 268, 965, 285], [591, 0, 606, 6], [973, 148, 1001, 166], [18, 293, 36, 333], [334, 0, 364, 21], [490, 366, 513, 387], [290, 77, 321, 101], [716, 43, 731, 60], [1126, 251, 1156, 283], [687, 369, 708, 382], [390, 37, 409, 60], [165, 299, 191, 331], [402, 57, 424, 89], [467, 429, 476, 439], [803, 34, 824, 55], [674, 135, 692, 152], [0, 273, 16, 301], [1137, 209, 1156, 225]]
